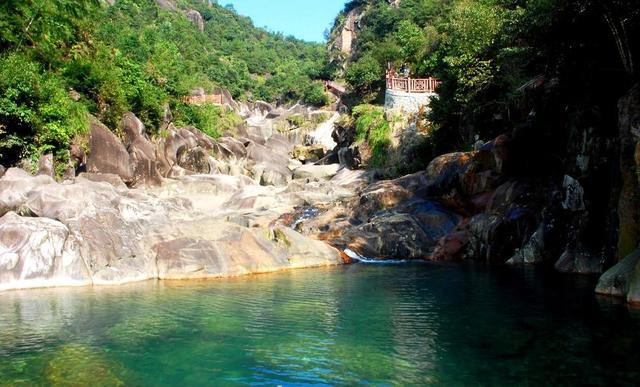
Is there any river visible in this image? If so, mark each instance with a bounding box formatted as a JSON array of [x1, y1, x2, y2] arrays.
[[0, 263, 638, 385]]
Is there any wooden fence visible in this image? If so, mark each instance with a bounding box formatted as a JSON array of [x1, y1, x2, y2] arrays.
[[386, 76, 440, 93]]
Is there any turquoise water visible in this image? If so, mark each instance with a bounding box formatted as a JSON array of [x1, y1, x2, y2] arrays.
[[0, 263, 639, 386]]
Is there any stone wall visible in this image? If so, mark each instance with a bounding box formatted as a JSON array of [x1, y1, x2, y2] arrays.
[[384, 89, 437, 114]]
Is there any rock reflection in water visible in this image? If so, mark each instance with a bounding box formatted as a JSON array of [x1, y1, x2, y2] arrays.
[[0, 265, 638, 386]]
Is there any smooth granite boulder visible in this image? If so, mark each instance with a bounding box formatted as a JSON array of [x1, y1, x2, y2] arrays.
[[0, 212, 91, 290]]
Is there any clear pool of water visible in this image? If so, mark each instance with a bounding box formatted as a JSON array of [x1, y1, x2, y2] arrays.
[[0, 263, 638, 386]]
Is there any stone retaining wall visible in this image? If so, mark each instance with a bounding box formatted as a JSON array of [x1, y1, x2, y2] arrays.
[[384, 89, 437, 114]]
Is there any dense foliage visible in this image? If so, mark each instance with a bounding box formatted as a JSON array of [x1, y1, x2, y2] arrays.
[[334, 0, 640, 150], [352, 104, 391, 168], [0, 0, 331, 166]]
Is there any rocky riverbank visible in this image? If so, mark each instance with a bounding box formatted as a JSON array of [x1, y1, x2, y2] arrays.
[[0, 100, 357, 291], [1, 86, 639, 305]]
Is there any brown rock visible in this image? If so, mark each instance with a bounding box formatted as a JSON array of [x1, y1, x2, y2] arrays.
[[121, 112, 145, 146], [129, 136, 163, 186], [177, 146, 211, 174], [293, 145, 325, 163], [86, 117, 134, 184]]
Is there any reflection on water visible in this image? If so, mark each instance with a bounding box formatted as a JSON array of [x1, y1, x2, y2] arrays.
[[0, 264, 638, 385]]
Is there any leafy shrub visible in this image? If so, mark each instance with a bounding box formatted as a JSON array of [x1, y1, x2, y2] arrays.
[[0, 51, 87, 165], [173, 103, 242, 138], [346, 54, 383, 95], [352, 104, 390, 168]]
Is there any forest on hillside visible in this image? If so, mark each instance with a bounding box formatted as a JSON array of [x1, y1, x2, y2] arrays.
[[333, 0, 639, 154], [0, 0, 332, 170]]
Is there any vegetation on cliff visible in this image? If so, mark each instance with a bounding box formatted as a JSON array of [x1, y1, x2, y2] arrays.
[[0, 0, 331, 167], [331, 0, 640, 278], [333, 0, 639, 147]]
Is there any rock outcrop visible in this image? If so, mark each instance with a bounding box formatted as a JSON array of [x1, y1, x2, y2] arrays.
[[0, 168, 346, 291], [596, 248, 640, 304], [86, 117, 134, 184], [186, 9, 205, 32]]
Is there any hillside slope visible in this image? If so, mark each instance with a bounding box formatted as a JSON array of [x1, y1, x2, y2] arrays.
[[0, 0, 331, 168]]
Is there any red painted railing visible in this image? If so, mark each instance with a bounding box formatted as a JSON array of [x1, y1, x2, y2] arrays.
[[182, 94, 223, 105], [386, 76, 440, 93]]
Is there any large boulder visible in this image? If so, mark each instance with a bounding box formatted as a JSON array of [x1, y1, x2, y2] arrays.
[[186, 10, 205, 32], [177, 146, 211, 174], [246, 142, 292, 186], [120, 113, 163, 187], [554, 248, 602, 274], [617, 84, 640, 259], [0, 212, 92, 290], [343, 214, 434, 259], [154, 222, 341, 280], [0, 168, 55, 216], [425, 151, 495, 200], [293, 164, 341, 180], [596, 248, 640, 304], [121, 112, 146, 147], [86, 118, 134, 184], [266, 134, 293, 156], [129, 136, 163, 186], [212, 136, 247, 161]]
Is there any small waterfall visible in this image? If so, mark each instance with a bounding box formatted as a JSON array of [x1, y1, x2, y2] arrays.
[[308, 112, 339, 150]]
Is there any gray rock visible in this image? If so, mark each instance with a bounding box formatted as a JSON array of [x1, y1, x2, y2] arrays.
[[554, 248, 602, 274], [0, 168, 55, 216], [507, 223, 546, 265], [0, 165, 5, 179], [161, 103, 173, 128], [596, 249, 640, 303], [293, 164, 341, 180], [156, 0, 177, 11], [37, 153, 54, 177], [77, 173, 127, 190], [246, 142, 292, 186], [562, 175, 585, 211], [186, 10, 205, 32], [129, 136, 163, 187]]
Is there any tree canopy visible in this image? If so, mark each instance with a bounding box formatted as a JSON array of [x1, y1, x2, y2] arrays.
[[0, 0, 332, 166]]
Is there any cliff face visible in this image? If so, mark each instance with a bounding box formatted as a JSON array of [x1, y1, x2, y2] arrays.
[[327, 6, 366, 72]]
